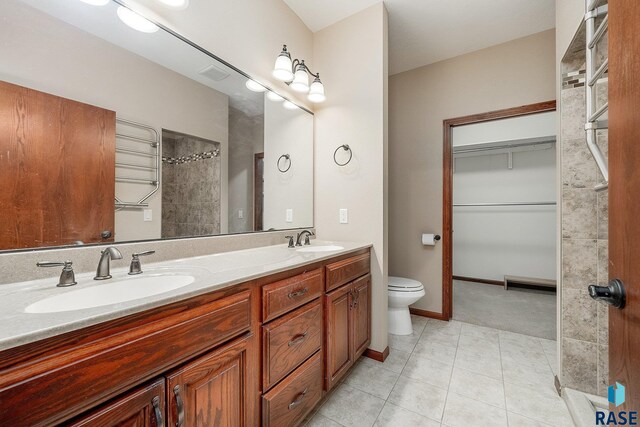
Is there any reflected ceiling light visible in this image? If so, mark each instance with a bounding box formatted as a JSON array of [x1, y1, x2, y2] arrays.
[[272, 45, 326, 102], [156, 0, 189, 10], [117, 6, 159, 33], [245, 79, 266, 92], [283, 101, 298, 110], [79, 0, 110, 5], [267, 91, 285, 102]]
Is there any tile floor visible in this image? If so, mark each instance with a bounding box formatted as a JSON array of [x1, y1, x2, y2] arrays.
[[304, 316, 574, 427]]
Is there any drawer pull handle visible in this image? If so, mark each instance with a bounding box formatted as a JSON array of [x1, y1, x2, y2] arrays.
[[173, 385, 185, 427], [288, 288, 308, 299], [152, 396, 164, 427], [288, 332, 308, 347], [288, 387, 309, 410]]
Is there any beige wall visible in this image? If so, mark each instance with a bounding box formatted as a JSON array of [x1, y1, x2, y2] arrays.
[[389, 30, 556, 313], [314, 3, 389, 352], [123, 0, 314, 110]]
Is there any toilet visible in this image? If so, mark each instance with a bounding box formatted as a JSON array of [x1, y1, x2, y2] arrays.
[[388, 276, 425, 335]]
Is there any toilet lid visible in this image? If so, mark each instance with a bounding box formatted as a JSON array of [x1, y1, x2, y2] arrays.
[[388, 276, 423, 290]]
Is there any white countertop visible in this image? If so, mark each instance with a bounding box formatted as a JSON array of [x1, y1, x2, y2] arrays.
[[0, 240, 371, 351]]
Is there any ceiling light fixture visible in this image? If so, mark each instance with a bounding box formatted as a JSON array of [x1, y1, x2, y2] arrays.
[[156, 0, 189, 10], [245, 79, 267, 92], [79, 0, 110, 5], [117, 6, 159, 33], [272, 45, 325, 103], [267, 91, 284, 102]]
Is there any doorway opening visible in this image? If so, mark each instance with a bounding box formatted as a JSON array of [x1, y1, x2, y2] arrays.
[[442, 101, 557, 339]]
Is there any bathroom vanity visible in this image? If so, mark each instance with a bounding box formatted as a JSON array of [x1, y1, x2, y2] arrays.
[[0, 243, 371, 426]]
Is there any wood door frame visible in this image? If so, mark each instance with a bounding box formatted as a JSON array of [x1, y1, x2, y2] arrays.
[[253, 152, 264, 231], [442, 100, 557, 320]]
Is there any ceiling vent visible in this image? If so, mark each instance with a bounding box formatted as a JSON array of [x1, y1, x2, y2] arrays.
[[198, 64, 230, 81]]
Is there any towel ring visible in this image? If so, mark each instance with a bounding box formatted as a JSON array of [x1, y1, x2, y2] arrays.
[[277, 154, 291, 173], [333, 144, 352, 166]]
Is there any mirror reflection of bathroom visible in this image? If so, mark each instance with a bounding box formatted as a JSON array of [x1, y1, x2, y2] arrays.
[[451, 111, 557, 340]]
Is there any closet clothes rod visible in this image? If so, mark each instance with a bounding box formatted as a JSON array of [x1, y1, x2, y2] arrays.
[[453, 201, 557, 207]]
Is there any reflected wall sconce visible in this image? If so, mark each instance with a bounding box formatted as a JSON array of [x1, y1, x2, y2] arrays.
[[273, 45, 326, 103]]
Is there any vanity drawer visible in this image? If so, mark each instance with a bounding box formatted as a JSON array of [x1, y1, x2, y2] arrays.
[[325, 252, 371, 292], [262, 268, 323, 322], [262, 351, 323, 427], [263, 299, 322, 390]]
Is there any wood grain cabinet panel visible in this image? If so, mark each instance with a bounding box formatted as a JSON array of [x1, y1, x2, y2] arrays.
[[262, 268, 323, 322], [166, 335, 251, 427], [67, 378, 166, 427], [325, 253, 370, 292], [351, 275, 372, 359], [324, 284, 353, 391], [262, 299, 322, 390], [262, 352, 323, 427]]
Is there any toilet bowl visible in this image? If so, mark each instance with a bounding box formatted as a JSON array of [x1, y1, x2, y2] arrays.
[[388, 276, 425, 335]]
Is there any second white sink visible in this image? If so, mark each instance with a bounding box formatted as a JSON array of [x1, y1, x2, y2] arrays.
[[296, 245, 345, 253], [25, 274, 195, 314]]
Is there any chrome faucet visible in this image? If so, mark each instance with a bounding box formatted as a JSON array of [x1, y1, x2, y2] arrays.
[[94, 247, 123, 280], [295, 230, 315, 246], [37, 261, 77, 287], [129, 250, 156, 275]]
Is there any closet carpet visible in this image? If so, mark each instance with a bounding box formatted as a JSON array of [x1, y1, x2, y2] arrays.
[[452, 280, 556, 340]]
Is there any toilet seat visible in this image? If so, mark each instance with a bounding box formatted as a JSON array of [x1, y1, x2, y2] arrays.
[[388, 276, 424, 292]]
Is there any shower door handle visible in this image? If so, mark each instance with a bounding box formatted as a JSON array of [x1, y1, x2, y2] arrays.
[[588, 279, 626, 309]]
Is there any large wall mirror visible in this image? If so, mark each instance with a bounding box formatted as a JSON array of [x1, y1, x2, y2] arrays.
[[0, 0, 314, 252]]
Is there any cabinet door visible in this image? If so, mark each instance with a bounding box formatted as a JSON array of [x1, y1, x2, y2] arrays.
[[351, 275, 371, 359], [166, 335, 250, 427], [324, 284, 353, 391], [67, 378, 165, 427]]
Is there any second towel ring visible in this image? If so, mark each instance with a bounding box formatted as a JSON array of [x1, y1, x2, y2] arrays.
[[333, 144, 352, 166], [277, 154, 291, 173]]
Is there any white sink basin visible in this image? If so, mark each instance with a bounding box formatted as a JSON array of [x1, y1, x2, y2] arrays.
[[296, 245, 345, 253], [25, 274, 195, 313]]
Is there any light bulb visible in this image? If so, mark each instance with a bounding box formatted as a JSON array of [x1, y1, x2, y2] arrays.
[[273, 46, 293, 82], [307, 76, 325, 103], [290, 65, 309, 93], [156, 0, 189, 9], [267, 92, 284, 102], [245, 79, 266, 92], [79, 0, 110, 5], [283, 101, 298, 110], [117, 6, 159, 33]]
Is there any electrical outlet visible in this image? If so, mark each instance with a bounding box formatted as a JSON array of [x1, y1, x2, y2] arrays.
[[339, 208, 348, 224], [238, 209, 244, 219], [286, 209, 293, 223], [143, 209, 152, 222]]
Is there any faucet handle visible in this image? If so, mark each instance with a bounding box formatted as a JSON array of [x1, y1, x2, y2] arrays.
[[37, 260, 77, 287], [129, 251, 155, 275], [285, 236, 295, 248], [304, 231, 315, 245]]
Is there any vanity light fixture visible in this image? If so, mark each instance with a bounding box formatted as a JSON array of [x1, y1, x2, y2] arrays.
[[156, 0, 189, 10], [283, 100, 298, 110], [245, 79, 267, 92], [272, 45, 326, 103], [267, 91, 284, 102], [78, 0, 110, 5], [117, 6, 159, 33]]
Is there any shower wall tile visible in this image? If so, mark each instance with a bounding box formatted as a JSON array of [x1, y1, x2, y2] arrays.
[[561, 239, 597, 289], [597, 189, 608, 240], [597, 303, 608, 346], [562, 289, 598, 343], [597, 240, 608, 286], [562, 338, 598, 395], [562, 138, 598, 188], [561, 88, 586, 141], [562, 189, 597, 239], [597, 344, 609, 396]]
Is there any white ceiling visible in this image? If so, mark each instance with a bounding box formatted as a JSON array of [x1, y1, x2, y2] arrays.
[[283, 0, 556, 75]]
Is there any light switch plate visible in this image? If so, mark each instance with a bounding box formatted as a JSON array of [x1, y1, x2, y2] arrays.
[[339, 208, 348, 224], [286, 209, 293, 223], [238, 209, 244, 219], [143, 209, 152, 222]]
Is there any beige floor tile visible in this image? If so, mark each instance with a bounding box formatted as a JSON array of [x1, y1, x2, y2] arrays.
[[507, 411, 554, 427], [344, 359, 400, 399], [504, 382, 573, 426], [412, 339, 458, 364], [460, 323, 500, 343], [361, 348, 411, 374], [388, 331, 421, 353], [454, 348, 503, 379], [449, 367, 505, 408], [401, 353, 454, 389], [501, 357, 556, 391], [319, 383, 385, 427], [388, 376, 448, 421], [457, 333, 501, 354], [442, 392, 508, 427], [373, 402, 440, 426], [306, 414, 345, 427]]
